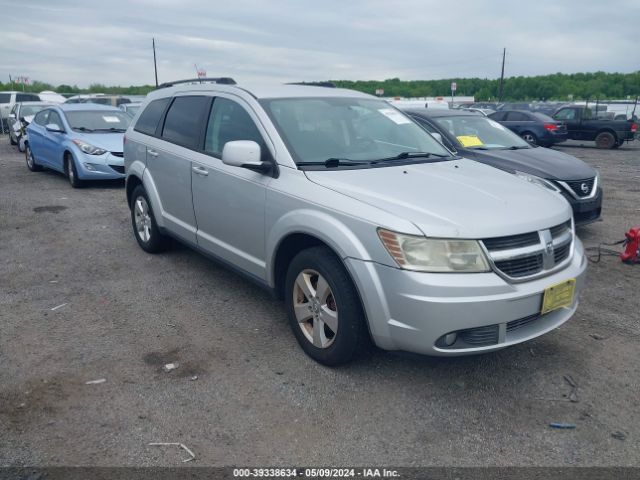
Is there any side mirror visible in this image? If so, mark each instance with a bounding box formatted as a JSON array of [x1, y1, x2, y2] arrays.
[[222, 140, 271, 174], [9, 113, 16, 119], [45, 123, 64, 133]]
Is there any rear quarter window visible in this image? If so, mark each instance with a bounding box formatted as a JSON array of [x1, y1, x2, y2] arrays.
[[134, 98, 171, 136], [0, 93, 11, 104], [16, 93, 40, 102]]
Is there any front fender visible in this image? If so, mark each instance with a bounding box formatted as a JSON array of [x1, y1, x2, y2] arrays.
[[266, 209, 372, 287]]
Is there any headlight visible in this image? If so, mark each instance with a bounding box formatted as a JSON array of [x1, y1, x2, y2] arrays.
[[72, 139, 107, 155], [514, 171, 560, 192], [378, 229, 491, 272]]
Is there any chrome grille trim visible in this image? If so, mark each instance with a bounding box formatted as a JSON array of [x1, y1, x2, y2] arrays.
[[556, 175, 598, 200], [481, 220, 574, 282]]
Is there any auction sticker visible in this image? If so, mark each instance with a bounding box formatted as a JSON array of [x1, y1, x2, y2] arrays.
[[457, 135, 484, 147], [102, 116, 121, 123], [378, 108, 412, 125]]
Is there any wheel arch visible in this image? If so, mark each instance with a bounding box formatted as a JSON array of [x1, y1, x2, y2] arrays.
[[126, 174, 143, 207], [596, 127, 617, 139]]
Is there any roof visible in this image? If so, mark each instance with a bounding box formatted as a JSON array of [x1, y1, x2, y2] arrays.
[[58, 104, 123, 112], [402, 108, 478, 118], [147, 81, 373, 101]]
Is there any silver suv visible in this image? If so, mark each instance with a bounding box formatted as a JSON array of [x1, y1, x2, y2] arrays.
[[124, 78, 587, 366]]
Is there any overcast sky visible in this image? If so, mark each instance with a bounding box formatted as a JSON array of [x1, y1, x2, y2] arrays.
[[1, 0, 638, 87]]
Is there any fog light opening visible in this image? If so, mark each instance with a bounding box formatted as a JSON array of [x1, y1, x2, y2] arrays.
[[83, 162, 97, 171], [444, 333, 457, 346]]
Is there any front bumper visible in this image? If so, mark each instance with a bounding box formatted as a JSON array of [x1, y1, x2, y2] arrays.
[[346, 238, 587, 356], [564, 187, 603, 226], [76, 152, 125, 180]]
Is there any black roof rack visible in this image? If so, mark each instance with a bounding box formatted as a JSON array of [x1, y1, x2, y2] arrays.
[[287, 81, 336, 88], [156, 77, 237, 89]]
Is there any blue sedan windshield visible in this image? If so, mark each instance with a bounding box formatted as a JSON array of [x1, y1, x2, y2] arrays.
[[65, 110, 131, 132]]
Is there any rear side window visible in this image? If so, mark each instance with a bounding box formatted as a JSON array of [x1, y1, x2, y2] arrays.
[[505, 112, 529, 121], [0, 93, 11, 103], [134, 98, 171, 136], [161, 96, 210, 149], [488, 111, 506, 121], [16, 93, 39, 102]]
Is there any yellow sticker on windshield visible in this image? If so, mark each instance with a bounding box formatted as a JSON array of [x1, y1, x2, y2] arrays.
[[456, 135, 484, 147]]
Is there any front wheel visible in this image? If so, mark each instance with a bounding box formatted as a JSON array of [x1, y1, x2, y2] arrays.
[[130, 185, 170, 253], [9, 131, 17, 145], [65, 154, 84, 188], [285, 246, 369, 366]]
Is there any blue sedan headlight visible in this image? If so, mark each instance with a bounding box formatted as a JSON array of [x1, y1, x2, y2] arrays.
[[72, 139, 107, 155]]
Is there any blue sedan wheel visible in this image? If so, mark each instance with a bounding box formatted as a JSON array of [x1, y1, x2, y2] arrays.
[[64, 154, 84, 188], [25, 144, 43, 172]]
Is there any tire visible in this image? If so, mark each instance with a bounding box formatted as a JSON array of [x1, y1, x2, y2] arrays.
[[130, 185, 169, 253], [521, 131, 538, 145], [64, 154, 84, 188], [25, 144, 43, 172], [9, 131, 17, 145], [595, 131, 616, 149], [285, 246, 369, 366]]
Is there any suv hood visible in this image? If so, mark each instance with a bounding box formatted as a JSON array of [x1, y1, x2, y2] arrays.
[[305, 159, 571, 239], [74, 132, 124, 153], [470, 146, 596, 181]]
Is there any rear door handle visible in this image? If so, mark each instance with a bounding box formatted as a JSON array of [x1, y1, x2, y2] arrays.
[[192, 165, 209, 176], [148, 149, 159, 157]]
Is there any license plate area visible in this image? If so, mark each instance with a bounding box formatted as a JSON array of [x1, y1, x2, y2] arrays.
[[541, 278, 576, 314]]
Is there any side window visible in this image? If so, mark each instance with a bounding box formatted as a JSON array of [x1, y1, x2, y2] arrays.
[[134, 98, 171, 136], [489, 111, 505, 121], [34, 110, 50, 126], [48, 111, 63, 129], [161, 96, 210, 149], [554, 109, 575, 120], [16, 93, 39, 102], [506, 112, 528, 121], [0, 93, 11, 104], [204, 97, 266, 158]]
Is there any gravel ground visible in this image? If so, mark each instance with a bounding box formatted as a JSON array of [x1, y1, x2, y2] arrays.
[[0, 137, 638, 467]]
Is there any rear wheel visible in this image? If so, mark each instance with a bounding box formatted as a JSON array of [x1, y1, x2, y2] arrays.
[[130, 185, 169, 253], [65, 154, 84, 188], [285, 246, 369, 366], [25, 144, 42, 172], [595, 131, 616, 149], [521, 131, 538, 145]]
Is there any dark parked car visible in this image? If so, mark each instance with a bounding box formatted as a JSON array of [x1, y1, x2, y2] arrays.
[[552, 105, 637, 149], [489, 110, 568, 147], [405, 109, 602, 225]]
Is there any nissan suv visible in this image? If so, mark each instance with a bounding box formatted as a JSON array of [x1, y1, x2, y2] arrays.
[[124, 78, 587, 366]]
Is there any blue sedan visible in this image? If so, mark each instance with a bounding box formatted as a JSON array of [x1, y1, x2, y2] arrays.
[[25, 104, 130, 187]]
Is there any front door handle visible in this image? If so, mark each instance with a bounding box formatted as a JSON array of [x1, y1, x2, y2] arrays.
[[192, 165, 209, 176], [148, 149, 159, 157]]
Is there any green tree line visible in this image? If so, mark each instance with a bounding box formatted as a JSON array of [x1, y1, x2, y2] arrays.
[[1, 71, 639, 100]]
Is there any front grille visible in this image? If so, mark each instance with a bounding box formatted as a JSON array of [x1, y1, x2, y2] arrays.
[[495, 254, 543, 278], [482, 221, 573, 280], [507, 313, 540, 332], [564, 178, 595, 198], [109, 165, 125, 174], [554, 243, 571, 264], [459, 325, 499, 346], [110, 151, 124, 158], [482, 232, 539, 251]]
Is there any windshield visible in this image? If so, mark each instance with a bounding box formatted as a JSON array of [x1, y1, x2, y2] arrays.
[[65, 110, 131, 132], [432, 115, 530, 150], [260, 97, 451, 165], [124, 105, 140, 117], [21, 105, 48, 117]]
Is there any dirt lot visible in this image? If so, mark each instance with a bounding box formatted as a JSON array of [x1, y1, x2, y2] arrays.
[[0, 137, 638, 467]]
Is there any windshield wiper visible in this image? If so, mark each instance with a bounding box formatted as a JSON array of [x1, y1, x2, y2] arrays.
[[505, 145, 530, 150], [373, 151, 448, 163], [73, 127, 95, 132], [296, 158, 371, 168], [93, 127, 127, 132]]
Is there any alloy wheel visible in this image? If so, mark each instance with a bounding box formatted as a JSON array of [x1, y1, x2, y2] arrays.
[[292, 269, 338, 348], [134, 196, 152, 243]]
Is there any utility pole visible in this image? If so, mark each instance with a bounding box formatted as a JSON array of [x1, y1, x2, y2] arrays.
[[152, 38, 159, 87], [498, 48, 506, 102]]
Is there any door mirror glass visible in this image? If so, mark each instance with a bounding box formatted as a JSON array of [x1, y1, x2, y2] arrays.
[[222, 140, 262, 167], [45, 123, 64, 133]]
